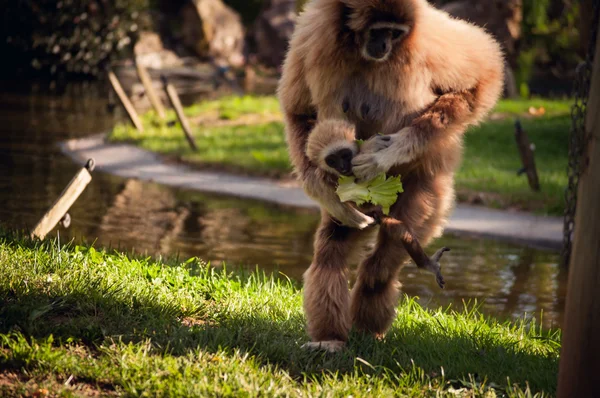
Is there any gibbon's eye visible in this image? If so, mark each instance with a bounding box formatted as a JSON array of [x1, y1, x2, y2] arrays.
[[391, 29, 403, 39]]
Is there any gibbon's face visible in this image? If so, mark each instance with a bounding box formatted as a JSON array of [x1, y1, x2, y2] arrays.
[[324, 146, 356, 176], [341, 0, 416, 62], [361, 22, 410, 62]]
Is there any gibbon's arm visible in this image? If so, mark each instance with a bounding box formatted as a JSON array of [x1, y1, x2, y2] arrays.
[[353, 11, 504, 180], [278, 46, 375, 229], [408, 15, 504, 150]]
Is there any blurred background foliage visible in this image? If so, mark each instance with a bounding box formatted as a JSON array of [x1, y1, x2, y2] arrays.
[[518, 0, 582, 97], [0, 0, 589, 98], [1, 0, 154, 77]]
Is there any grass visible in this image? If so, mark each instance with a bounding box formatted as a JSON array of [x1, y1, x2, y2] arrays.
[[109, 96, 572, 214], [111, 96, 289, 177], [0, 230, 561, 396]]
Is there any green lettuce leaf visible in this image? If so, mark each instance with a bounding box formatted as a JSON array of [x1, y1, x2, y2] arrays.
[[367, 174, 404, 214], [336, 175, 370, 206], [336, 173, 403, 215]]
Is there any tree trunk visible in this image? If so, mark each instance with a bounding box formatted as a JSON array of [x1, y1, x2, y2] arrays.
[[557, 26, 600, 398]]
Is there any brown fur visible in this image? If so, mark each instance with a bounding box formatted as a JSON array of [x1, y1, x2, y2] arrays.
[[278, 0, 504, 348]]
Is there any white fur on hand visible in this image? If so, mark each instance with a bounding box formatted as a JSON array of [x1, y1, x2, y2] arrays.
[[327, 201, 375, 229], [303, 175, 374, 229], [352, 128, 416, 181]]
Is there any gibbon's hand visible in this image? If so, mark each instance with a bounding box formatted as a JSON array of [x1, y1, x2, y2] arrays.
[[352, 128, 415, 181], [303, 173, 375, 229]]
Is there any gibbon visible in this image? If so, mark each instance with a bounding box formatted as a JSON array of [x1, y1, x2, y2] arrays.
[[278, 0, 504, 352]]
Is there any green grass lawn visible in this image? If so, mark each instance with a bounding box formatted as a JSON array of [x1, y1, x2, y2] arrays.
[[0, 231, 560, 396], [109, 96, 572, 214]]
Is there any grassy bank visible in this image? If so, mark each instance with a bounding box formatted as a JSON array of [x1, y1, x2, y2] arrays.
[[0, 231, 560, 396], [110, 96, 571, 215]]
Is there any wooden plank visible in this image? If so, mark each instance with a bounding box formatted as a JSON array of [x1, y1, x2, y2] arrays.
[[135, 61, 166, 119], [31, 159, 95, 240], [557, 27, 600, 398], [108, 69, 144, 132], [162, 75, 198, 151], [514, 120, 540, 191]]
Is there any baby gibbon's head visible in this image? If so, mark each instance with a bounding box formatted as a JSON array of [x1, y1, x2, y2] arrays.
[[306, 120, 358, 176]]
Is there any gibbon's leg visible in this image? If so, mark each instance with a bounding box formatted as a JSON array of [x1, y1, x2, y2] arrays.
[[350, 222, 410, 338], [351, 182, 443, 337], [302, 211, 374, 352]]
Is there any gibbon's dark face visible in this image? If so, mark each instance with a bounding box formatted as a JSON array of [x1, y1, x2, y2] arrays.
[[325, 147, 354, 176], [361, 21, 410, 62], [340, 0, 416, 62]]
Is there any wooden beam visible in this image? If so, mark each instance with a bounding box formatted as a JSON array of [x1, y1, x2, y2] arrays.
[[557, 27, 600, 398], [135, 61, 166, 119], [108, 69, 144, 132], [31, 159, 95, 240], [162, 75, 198, 151], [514, 120, 540, 191]]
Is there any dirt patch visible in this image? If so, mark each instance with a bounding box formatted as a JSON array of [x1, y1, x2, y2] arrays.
[[0, 370, 118, 397], [182, 317, 207, 327]]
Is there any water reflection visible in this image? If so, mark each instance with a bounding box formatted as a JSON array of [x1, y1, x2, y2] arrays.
[[0, 80, 565, 329]]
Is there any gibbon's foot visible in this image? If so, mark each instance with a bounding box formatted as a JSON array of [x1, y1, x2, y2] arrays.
[[420, 247, 449, 289], [301, 340, 346, 353]]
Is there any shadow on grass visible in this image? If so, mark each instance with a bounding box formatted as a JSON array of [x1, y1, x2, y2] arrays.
[[0, 279, 558, 394], [0, 230, 558, 393]]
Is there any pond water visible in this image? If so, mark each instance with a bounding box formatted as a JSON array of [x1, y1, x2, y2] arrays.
[[0, 81, 566, 329]]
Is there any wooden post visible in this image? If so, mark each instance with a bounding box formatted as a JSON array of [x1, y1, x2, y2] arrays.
[[108, 69, 144, 132], [31, 159, 95, 240], [557, 28, 600, 398], [514, 119, 540, 191], [135, 61, 166, 119], [162, 75, 198, 151]]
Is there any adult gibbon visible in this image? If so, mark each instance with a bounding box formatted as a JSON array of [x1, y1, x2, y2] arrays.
[[278, 0, 503, 352]]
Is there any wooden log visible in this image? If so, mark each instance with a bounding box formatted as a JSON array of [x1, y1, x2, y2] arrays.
[[30, 159, 95, 240], [108, 69, 144, 132], [135, 61, 166, 119], [514, 119, 540, 191], [557, 27, 600, 398], [162, 75, 198, 151]]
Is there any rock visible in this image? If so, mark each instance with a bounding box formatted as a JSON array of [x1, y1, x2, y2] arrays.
[[442, 0, 522, 63], [441, 0, 522, 97], [253, 0, 297, 68], [134, 31, 183, 69], [181, 0, 245, 67]]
